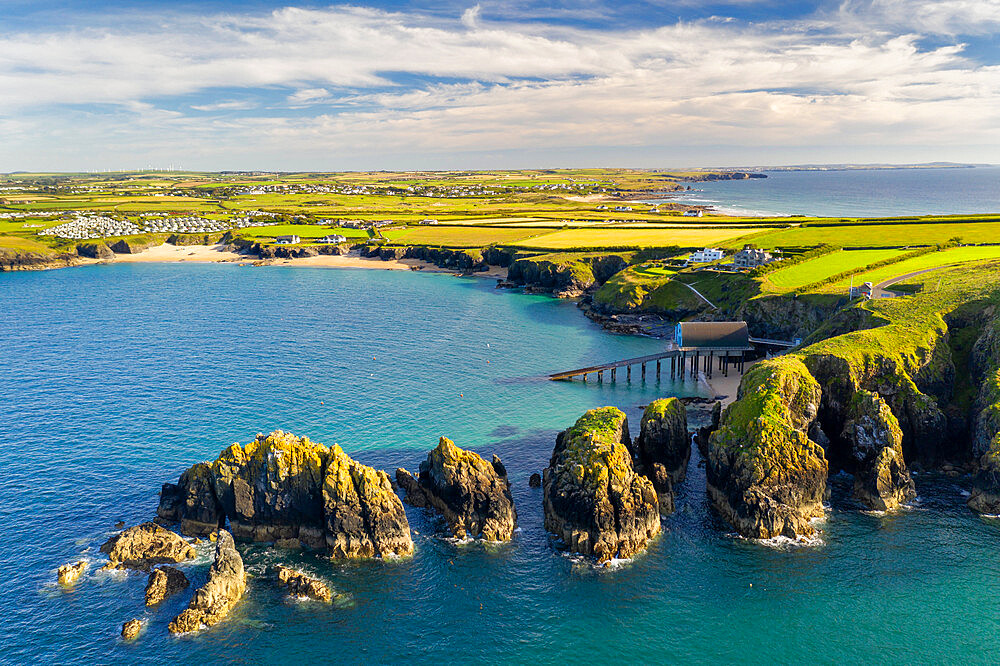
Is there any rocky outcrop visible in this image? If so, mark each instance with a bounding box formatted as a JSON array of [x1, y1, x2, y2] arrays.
[[158, 431, 413, 558], [529, 473, 541, 488], [144, 566, 189, 606], [323, 444, 414, 558], [969, 318, 1000, 513], [706, 358, 828, 539], [841, 390, 915, 511], [633, 398, 690, 495], [276, 566, 332, 602], [507, 253, 629, 297], [121, 619, 142, 640], [396, 437, 517, 541], [57, 561, 87, 585], [109, 237, 160, 254], [543, 407, 660, 562], [100, 522, 196, 570], [76, 241, 113, 259], [168, 530, 245, 634]]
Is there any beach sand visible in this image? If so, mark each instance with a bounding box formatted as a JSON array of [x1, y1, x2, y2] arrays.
[[701, 359, 758, 407], [112, 243, 245, 263]]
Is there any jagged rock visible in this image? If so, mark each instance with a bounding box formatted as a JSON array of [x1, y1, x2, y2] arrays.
[[841, 390, 915, 511], [543, 407, 660, 562], [157, 462, 225, 536], [57, 561, 87, 585], [121, 619, 142, 640], [157, 431, 412, 558], [706, 358, 827, 539], [970, 442, 1000, 514], [323, 445, 414, 558], [634, 397, 690, 489], [276, 566, 332, 602], [76, 241, 113, 259], [144, 566, 189, 606], [396, 437, 517, 541], [99, 522, 195, 570], [529, 473, 542, 488], [168, 531, 245, 634]]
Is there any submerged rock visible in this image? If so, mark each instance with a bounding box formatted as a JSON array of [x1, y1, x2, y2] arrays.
[[841, 390, 915, 511], [144, 566, 189, 606], [323, 445, 414, 558], [100, 522, 195, 570], [529, 473, 542, 488], [157, 431, 412, 558], [396, 437, 517, 541], [543, 407, 660, 562], [276, 566, 332, 602], [121, 619, 142, 640], [706, 358, 828, 539], [168, 530, 245, 634], [57, 561, 87, 585], [633, 398, 689, 515]]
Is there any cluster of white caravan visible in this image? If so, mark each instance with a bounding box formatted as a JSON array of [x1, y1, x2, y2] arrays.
[[39, 216, 142, 239]]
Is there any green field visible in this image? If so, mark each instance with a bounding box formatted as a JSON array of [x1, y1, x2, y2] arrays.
[[235, 224, 371, 240], [744, 221, 1000, 249], [387, 226, 545, 247], [820, 245, 1000, 293], [762, 249, 909, 292]]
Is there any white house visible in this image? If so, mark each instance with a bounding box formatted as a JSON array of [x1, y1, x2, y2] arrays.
[[317, 234, 347, 244], [275, 235, 300, 245], [683, 210, 704, 217], [689, 247, 725, 263]]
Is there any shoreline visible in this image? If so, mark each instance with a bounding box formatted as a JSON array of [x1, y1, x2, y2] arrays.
[[701, 359, 758, 407]]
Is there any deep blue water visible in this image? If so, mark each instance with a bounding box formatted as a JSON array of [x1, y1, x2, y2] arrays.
[[653, 166, 1000, 217], [3, 263, 1000, 664]]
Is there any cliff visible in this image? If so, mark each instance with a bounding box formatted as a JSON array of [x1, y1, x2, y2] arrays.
[[157, 430, 413, 558], [396, 437, 517, 541], [840, 390, 915, 511], [705, 357, 828, 539], [543, 407, 660, 562], [632, 398, 689, 513], [507, 252, 631, 297]]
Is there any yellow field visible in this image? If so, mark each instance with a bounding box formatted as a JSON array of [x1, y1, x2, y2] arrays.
[[387, 226, 545, 247], [512, 227, 755, 250]]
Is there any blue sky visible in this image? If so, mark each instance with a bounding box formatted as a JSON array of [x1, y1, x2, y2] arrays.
[[1, 0, 998, 171]]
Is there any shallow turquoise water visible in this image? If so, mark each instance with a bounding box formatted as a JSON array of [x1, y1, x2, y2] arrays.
[[655, 166, 1000, 217], [2, 263, 1000, 664]]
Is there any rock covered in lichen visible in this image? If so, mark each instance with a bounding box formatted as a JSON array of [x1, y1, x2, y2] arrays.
[[396, 437, 517, 541], [841, 389, 915, 511], [706, 357, 827, 539], [543, 407, 660, 562], [168, 530, 245, 634], [157, 431, 412, 558], [276, 566, 332, 602], [100, 522, 195, 570], [57, 561, 87, 585], [144, 566, 189, 606], [633, 397, 690, 502], [323, 445, 413, 558]]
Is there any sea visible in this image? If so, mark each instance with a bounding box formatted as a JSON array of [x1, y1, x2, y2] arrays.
[[3, 253, 1000, 662], [651, 165, 1000, 217]]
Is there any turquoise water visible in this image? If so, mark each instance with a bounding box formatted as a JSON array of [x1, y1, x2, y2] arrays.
[[656, 166, 1000, 217], [3, 263, 1000, 664]]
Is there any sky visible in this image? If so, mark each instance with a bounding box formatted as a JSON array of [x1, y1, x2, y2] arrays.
[[1, 0, 999, 171]]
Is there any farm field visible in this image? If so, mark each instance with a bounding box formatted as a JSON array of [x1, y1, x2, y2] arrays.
[[513, 226, 756, 250], [820, 245, 1000, 293], [762, 249, 909, 292], [386, 225, 545, 246], [235, 224, 371, 240], [744, 221, 1000, 248]]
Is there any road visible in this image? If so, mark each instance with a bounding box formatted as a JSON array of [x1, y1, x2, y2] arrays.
[[871, 264, 955, 298]]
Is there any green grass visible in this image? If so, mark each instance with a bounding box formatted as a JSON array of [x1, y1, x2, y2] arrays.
[[235, 225, 370, 240], [744, 222, 1000, 249], [762, 249, 909, 292], [387, 226, 544, 247], [819, 246, 1000, 293]]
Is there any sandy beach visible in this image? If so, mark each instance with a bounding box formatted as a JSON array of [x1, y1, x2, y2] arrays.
[[701, 359, 757, 407], [112, 243, 245, 263]]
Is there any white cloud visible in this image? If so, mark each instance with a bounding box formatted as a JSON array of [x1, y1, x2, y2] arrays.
[[0, 3, 998, 169]]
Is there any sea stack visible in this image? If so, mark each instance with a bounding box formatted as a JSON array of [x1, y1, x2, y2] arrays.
[[841, 390, 915, 511], [144, 566, 189, 606], [543, 407, 660, 562], [168, 530, 245, 634], [705, 358, 828, 539], [396, 437, 517, 541], [99, 522, 196, 570], [156, 431, 413, 558], [632, 397, 690, 513]]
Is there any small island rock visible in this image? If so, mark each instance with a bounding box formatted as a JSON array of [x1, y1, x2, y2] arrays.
[[168, 530, 245, 634], [58, 561, 87, 585], [121, 619, 142, 640], [100, 522, 196, 570], [841, 390, 915, 511], [144, 566, 189, 606], [528, 473, 542, 488], [396, 437, 517, 541], [276, 566, 332, 602], [543, 407, 660, 562]]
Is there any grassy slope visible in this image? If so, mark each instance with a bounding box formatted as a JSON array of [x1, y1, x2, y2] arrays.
[[762, 249, 908, 292], [747, 221, 1000, 248]]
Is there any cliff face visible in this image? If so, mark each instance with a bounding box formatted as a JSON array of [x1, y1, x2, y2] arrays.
[[157, 431, 412, 558], [543, 407, 660, 562], [396, 437, 517, 541], [967, 314, 1000, 513], [508, 253, 630, 297], [737, 295, 842, 341], [632, 398, 689, 512], [706, 357, 828, 539], [840, 390, 915, 511]]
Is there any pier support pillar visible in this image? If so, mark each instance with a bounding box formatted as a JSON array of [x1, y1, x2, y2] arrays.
[[656, 360, 661, 378], [627, 365, 631, 382], [598, 371, 603, 383], [611, 368, 616, 382], [642, 363, 646, 381]]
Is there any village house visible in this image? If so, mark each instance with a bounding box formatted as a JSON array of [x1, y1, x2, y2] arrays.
[[689, 247, 725, 263], [275, 235, 300, 245], [682, 209, 704, 217], [317, 234, 347, 244], [733, 244, 778, 269]]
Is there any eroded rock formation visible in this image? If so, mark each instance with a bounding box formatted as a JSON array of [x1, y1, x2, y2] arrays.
[[100, 522, 196, 570], [121, 619, 142, 640], [632, 398, 689, 513], [396, 437, 517, 541], [57, 561, 87, 585], [543, 407, 660, 562], [168, 530, 245, 634], [276, 566, 332, 603], [706, 358, 828, 539], [157, 431, 413, 558], [144, 566, 189, 606], [841, 390, 915, 511]]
